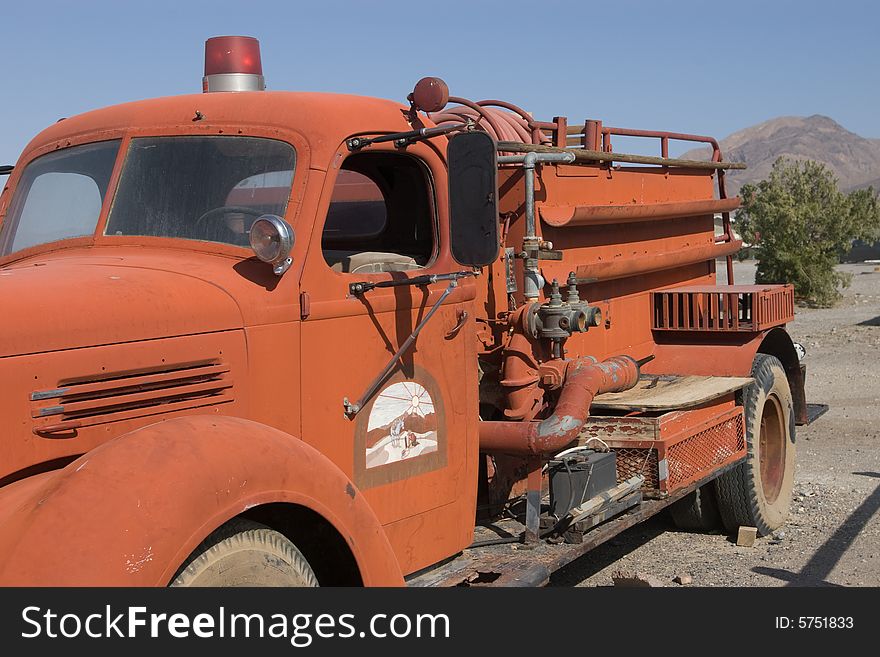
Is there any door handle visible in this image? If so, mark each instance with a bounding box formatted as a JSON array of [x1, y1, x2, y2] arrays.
[[445, 311, 468, 339]]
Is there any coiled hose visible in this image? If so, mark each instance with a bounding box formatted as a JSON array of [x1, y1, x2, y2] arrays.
[[429, 98, 550, 147]]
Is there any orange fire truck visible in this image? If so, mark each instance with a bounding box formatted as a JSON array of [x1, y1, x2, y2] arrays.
[[0, 37, 809, 586]]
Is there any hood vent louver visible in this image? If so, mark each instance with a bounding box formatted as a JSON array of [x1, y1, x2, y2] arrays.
[[31, 360, 233, 435]]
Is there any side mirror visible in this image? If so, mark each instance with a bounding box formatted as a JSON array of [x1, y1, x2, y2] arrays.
[[447, 131, 500, 268]]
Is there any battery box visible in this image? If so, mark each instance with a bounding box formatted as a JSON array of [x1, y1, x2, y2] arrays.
[[548, 450, 617, 518]]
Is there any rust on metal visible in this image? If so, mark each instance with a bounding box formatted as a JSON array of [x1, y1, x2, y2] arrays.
[[589, 402, 746, 495], [479, 356, 641, 455]]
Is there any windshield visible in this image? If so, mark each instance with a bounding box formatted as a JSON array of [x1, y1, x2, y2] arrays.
[[0, 141, 120, 256], [106, 136, 296, 247]]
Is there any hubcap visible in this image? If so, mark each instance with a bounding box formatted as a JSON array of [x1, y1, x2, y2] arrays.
[[759, 393, 786, 504]]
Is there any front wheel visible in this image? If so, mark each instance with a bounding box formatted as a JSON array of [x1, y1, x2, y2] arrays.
[[714, 354, 796, 536], [171, 518, 318, 587]]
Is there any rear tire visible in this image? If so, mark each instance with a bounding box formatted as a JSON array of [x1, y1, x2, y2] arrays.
[[714, 354, 796, 536], [171, 518, 318, 587], [669, 484, 721, 531]]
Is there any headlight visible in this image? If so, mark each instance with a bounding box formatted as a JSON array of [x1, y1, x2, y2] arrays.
[[249, 214, 294, 276]]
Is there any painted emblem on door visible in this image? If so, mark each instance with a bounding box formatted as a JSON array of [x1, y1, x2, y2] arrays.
[[365, 381, 438, 468], [353, 366, 447, 489]]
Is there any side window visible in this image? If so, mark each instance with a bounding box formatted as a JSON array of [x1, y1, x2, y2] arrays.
[[12, 173, 102, 252], [322, 152, 435, 274], [0, 140, 119, 256]]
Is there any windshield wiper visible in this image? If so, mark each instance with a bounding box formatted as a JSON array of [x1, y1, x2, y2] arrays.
[[0, 165, 12, 176]]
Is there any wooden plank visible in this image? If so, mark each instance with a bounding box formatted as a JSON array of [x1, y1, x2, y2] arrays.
[[591, 375, 753, 411]]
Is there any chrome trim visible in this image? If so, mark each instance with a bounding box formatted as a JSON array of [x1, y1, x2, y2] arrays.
[[203, 73, 265, 93], [38, 405, 65, 417], [30, 388, 69, 401]]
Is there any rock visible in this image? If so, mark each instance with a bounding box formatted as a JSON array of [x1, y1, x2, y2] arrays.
[[773, 530, 786, 540], [736, 526, 758, 547], [673, 574, 692, 585], [611, 570, 665, 588]]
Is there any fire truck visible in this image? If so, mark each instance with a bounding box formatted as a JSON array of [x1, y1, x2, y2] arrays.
[[0, 37, 808, 586]]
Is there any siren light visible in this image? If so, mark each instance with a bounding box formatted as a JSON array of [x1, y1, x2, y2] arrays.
[[203, 36, 265, 93]]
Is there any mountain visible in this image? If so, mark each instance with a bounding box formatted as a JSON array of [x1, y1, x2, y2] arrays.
[[680, 115, 880, 197]]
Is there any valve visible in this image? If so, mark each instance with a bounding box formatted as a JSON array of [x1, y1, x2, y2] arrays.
[[528, 273, 603, 357]]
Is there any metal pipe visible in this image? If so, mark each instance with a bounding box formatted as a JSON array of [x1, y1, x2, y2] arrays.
[[539, 197, 742, 227], [498, 151, 576, 299], [497, 141, 746, 171], [479, 355, 641, 456], [600, 126, 723, 162]]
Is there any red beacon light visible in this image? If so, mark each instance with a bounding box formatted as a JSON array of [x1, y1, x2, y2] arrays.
[[203, 36, 265, 93]]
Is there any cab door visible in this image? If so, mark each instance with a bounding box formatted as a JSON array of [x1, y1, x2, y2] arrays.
[[298, 140, 478, 574]]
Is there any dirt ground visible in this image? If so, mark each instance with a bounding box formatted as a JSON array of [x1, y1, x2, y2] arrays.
[[551, 261, 880, 587]]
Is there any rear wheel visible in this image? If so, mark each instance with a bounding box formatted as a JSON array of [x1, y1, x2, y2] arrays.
[[714, 354, 796, 536], [171, 518, 318, 587], [669, 484, 721, 531]]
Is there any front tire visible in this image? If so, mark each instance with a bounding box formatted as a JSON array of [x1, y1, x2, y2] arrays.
[[171, 518, 318, 587], [714, 354, 796, 536]]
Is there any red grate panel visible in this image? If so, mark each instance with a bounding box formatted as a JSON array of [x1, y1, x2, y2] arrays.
[[601, 405, 746, 496], [652, 284, 794, 332], [613, 448, 659, 490], [666, 414, 745, 490]]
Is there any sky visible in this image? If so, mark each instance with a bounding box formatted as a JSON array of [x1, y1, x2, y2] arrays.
[[1, 0, 878, 164]]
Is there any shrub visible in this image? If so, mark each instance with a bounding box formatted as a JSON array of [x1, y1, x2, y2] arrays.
[[735, 157, 880, 307]]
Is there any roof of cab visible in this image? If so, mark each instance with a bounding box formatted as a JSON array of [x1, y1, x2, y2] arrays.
[[22, 91, 423, 166]]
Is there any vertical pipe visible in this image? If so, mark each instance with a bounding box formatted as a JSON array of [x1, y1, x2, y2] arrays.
[[522, 153, 540, 300], [584, 119, 601, 151], [514, 151, 575, 300], [525, 457, 543, 542], [553, 116, 567, 148], [523, 153, 536, 239]]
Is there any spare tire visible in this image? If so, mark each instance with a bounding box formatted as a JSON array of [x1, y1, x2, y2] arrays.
[[714, 354, 796, 536]]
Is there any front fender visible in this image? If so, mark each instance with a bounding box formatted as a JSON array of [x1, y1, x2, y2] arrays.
[[0, 416, 403, 586]]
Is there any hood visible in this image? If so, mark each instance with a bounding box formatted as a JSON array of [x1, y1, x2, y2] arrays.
[[0, 255, 244, 358]]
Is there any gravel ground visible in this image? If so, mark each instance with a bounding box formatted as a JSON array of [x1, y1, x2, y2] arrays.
[[551, 262, 880, 587]]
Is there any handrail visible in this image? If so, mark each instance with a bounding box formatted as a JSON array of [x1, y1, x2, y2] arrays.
[[495, 141, 745, 171], [600, 126, 722, 162]]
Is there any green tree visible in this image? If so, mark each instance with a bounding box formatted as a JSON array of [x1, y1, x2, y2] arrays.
[[735, 157, 880, 307]]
